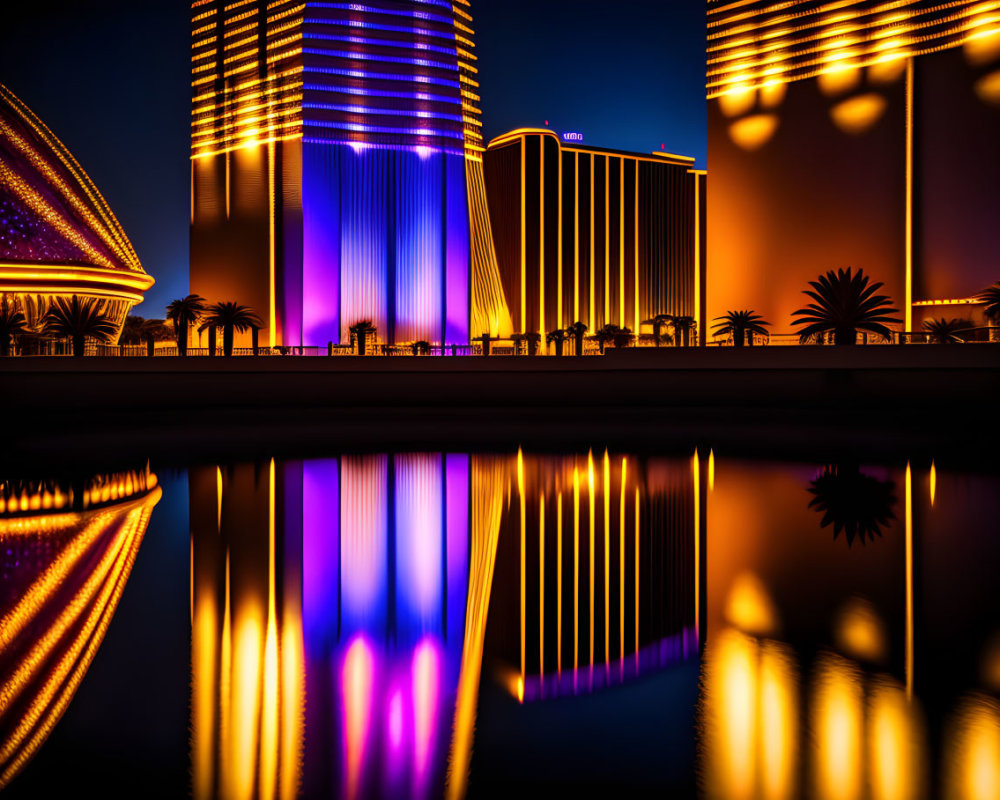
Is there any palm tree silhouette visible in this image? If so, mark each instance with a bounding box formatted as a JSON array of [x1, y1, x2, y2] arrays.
[[671, 315, 697, 347], [808, 464, 897, 547], [477, 332, 492, 357], [166, 294, 206, 356], [713, 310, 771, 347], [923, 317, 973, 344], [411, 340, 431, 356], [120, 315, 146, 346], [42, 296, 118, 357], [348, 320, 376, 356], [523, 331, 542, 356], [546, 328, 568, 356], [642, 314, 674, 347], [594, 323, 621, 354], [199, 302, 263, 357], [140, 319, 171, 356], [0, 298, 29, 357], [977, 282, 1000, 339], [567, 321, 588, 355], [792, 268, 902, 345]]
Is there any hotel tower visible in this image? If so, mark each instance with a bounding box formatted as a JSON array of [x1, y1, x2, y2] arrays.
[[189, 0, 510, 348], [708, 0, 1000, 333]]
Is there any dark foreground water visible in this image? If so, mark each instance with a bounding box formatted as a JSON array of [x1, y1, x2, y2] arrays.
[[1, 449, 998, 799]]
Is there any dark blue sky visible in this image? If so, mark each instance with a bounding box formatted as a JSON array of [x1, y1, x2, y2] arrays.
[[0, 1, 705, 316]]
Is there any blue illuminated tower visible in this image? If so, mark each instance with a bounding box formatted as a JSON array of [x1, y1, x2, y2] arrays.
[[190, 0, 509, 347]]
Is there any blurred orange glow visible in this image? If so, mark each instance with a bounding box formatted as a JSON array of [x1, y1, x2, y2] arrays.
[[343, 637, 374, 800], [720, 85, 757, 118], [728, 115, 780, 150], [819, 64, 862, 96], [868, 678, 926, 800], [813, 653, 864, 800], [945, 694, 1000, 800], [830, 93, 888, 133], [975, 70, 1000, 103], [725, 572, 778, 637], [835, 597, 887, 663]]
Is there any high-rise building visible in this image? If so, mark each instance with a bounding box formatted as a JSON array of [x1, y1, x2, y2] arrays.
[[483, 129, 706, 341], [0, 84, 153, 339], [189, 0, 509, 347], [707, 1, 1000, 335]]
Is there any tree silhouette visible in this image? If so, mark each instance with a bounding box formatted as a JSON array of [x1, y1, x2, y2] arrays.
[[566, 321, 588, 356], [120, 315, 146, 346], [200, 302, 263, 357], [166, 294, 206, 356], [792, 268, 902, 345], [0, 298, 28, 357], [808, 465, 897, 547], [594, 323, 621, 354], [42, 296, 117, 357], [713, 310, 771, 347], [671, 315, 697, 347], [977, 282, 1000, 328], [411, 340, 431, 356], [546, 328, 568, 356], [523, 331, 542, 356], [923, 317, 973, 344], [348, 320, 376, 356], [642, 314, 674, 347]]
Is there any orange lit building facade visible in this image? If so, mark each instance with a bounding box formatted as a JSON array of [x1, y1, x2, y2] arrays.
[[483, 130, 706, 340], [707, 1, 1000, 333]]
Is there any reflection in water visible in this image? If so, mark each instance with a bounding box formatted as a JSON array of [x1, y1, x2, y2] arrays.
[[808, 465, 897, 547], [191, 456, 507, 800], [946, 694, 1000, 800], [0, 467, 160, 788]]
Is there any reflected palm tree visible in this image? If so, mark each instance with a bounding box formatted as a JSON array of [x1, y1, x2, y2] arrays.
[[792, 268, 902, 345], [0, 298, 28, 357], [808, 465, 896, 546], [42, 296, 117, 357]]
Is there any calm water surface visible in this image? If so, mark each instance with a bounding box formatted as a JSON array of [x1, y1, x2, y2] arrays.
[[1, 449, 998, 798]]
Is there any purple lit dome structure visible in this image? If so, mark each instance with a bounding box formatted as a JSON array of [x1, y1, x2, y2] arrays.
[[0, 83, 153, 336]]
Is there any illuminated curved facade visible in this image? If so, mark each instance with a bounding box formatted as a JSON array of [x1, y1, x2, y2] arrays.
[[190, 0, 507, 346], [707, 1, 1000, 334], [0, 467, 160, 789], [0, 84, 153, 336]]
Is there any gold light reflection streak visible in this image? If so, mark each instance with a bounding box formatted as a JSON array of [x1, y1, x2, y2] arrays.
[[231, 608, 263, 800], [260, 460, 279, 800], [945, 694, 1000, 800], [216, 467, 223, 532], [620, 457, 627, 669], [193, 547, 217, 800], [558, 144, 563, 327], [588, 451, 596, 667], [0, 512, 135, 712], [280, 579, 304, 800], [518, 448, 526, 683], [539, 493, 545, 677], [445, 457, 506, 800], [603, 450, 610, 666], [694, 172, 701, 341], [604, 156, 610, 325], [814, 654, 863, 800], [905, 57, 914, 332], [573, 467, 580, 672], [557, 489, 563, 676], [869, 679, 925, 800], [906, 461, 914, 701], [930, 460, 937, 507], [0, 501, 154, 788], [694, 450, 701, 637], [708, 448, 715, 492], [219, 553, 232, 799]]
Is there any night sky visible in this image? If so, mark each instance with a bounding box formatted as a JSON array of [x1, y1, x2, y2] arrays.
[[0, 0, 705, 316]]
